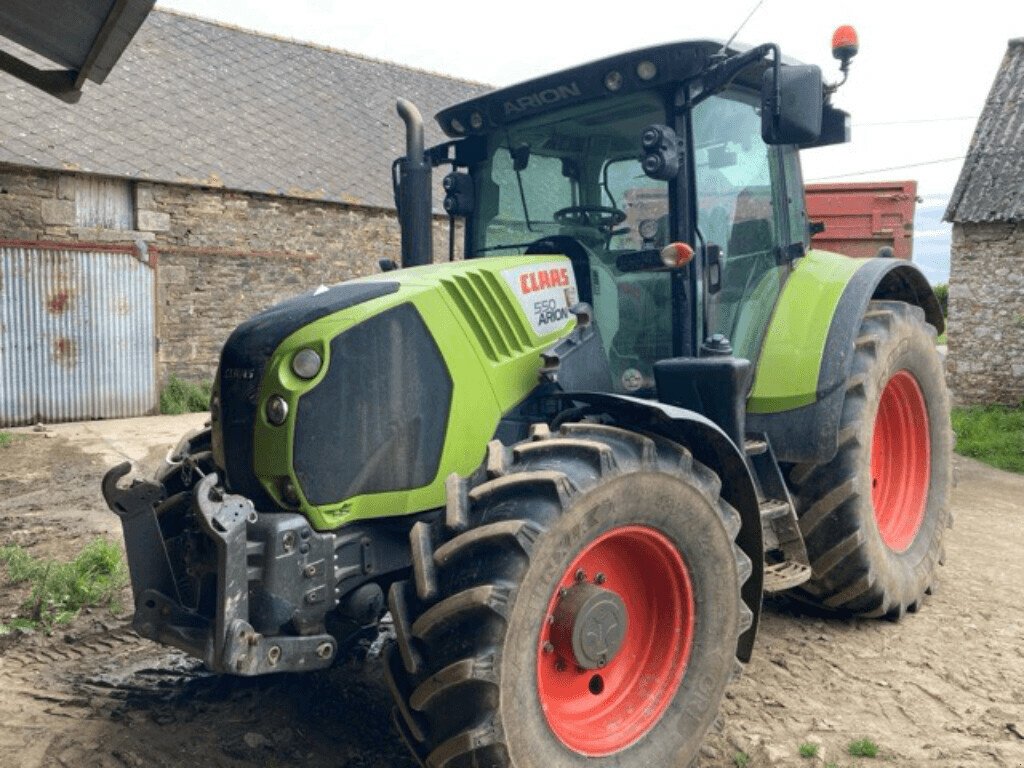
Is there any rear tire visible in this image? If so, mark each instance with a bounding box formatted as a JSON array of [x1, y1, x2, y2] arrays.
[[385, 423, 752, 767], [786, 300, 952, 617]]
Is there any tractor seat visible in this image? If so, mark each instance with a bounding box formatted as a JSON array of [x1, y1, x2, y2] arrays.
[[727, 218, 773, 257], [524, 235, 595, 306], [720, 217, 774, 305]]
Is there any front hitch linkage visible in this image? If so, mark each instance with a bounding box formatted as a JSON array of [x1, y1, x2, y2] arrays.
[[102, 463, 336, 675]]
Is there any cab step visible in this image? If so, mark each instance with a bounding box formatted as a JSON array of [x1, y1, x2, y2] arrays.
[[744, 432, 814, 595], [759, 498, 791, 523], [744, 437, 769, 456], [763, 561, 813, 592]]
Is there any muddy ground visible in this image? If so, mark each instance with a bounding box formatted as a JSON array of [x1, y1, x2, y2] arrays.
[[0, 415, 1022, 768]]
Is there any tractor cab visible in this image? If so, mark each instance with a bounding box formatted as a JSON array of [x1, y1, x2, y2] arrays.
[[399, 39, 851, 396]]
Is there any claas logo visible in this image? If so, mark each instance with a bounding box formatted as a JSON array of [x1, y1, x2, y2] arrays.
[[519, 267, 571, 294]]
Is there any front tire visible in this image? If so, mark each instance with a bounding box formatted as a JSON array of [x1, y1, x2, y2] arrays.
[[386, 423, 752, 767], [786, 300, 952, 617]]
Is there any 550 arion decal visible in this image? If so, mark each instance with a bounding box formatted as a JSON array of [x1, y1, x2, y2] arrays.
[[502, 261, 579, 337]]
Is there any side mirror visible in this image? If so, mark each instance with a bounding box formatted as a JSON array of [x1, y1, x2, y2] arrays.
[[761, 64, 823, 145]]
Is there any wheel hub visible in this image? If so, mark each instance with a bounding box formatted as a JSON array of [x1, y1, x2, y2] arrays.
[[536, 525, 695, 757], [550, 582, 628, 670], [870, 369, 931, 552]]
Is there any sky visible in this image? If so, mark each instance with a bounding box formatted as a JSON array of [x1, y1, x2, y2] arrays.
[[158, 0, 1024, 283]]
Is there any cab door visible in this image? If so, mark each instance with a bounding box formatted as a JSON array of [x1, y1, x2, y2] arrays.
[[692, 88, 806, 363]]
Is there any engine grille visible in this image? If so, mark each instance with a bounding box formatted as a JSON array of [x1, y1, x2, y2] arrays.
[[439, 269, 532, 363], [293, 303, 453, 506]]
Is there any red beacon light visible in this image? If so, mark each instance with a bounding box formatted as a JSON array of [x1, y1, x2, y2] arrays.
[[832, 25, 859, 69]]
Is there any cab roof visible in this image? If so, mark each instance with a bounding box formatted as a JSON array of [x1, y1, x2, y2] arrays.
[[436, 39, 802, 138]]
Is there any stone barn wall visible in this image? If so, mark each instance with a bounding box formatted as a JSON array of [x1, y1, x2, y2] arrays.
[[0, 165, 455, 385], [946, 221, 1024, 405]]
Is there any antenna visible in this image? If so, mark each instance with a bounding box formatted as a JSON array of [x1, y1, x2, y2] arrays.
[[720, 0, 767, 54]]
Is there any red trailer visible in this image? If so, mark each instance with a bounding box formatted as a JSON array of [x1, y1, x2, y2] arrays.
[[805, 180, 917, 259]]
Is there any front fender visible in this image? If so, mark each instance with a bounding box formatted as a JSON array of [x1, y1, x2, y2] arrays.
[[563, 392, 763, 663]]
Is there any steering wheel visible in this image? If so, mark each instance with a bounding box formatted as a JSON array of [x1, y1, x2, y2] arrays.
[[554, 205, 627, 233]]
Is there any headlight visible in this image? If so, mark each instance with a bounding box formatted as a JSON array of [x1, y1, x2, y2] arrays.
[[266, 395, 289, 426], [604, 70, 624, 92], [636, 60, 658, 81], [292, 348, 322, 379]]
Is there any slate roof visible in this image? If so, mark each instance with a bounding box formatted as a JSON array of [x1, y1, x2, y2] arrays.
[[0, 10, 489, 210], [946, 39, 1024, 224]]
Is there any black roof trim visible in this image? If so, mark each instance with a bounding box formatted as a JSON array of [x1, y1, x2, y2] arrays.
[[0, 0, 154, 102]]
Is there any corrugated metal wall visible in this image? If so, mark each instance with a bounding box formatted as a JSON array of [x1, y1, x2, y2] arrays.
[[0, 245, 156, 426]]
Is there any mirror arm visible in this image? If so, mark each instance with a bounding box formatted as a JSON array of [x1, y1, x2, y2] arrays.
[[769, 44, 782, 118], [696, 43, 781, 107]]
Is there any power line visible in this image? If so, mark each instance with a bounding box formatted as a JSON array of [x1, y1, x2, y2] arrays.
[[808, 156, 966, 181], [853, 116, 978, 127]]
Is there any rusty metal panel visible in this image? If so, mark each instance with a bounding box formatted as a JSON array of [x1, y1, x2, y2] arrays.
[[0, 245, 156, 426], [806, 181, 918, 259]]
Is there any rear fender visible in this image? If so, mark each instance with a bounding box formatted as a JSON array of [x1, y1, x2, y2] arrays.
[[748, 253, 943, 464], [563, 392, 763, 662]]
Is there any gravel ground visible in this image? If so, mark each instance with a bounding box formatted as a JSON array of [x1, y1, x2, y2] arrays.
[[0, 415, 1021, 768]]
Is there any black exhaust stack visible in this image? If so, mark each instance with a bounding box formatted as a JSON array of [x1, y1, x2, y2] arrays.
[[395, 99, 433, 268]]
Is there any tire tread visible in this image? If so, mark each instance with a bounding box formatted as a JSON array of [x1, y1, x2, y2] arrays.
[[388, 423, 750, 767], [786, 300, 952, 617]]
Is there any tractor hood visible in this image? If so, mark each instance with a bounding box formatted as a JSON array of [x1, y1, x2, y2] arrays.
[[211, 255, 579, 530]]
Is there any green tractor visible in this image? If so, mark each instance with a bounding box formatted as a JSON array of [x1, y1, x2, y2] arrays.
[[104, 27, 950, 768]]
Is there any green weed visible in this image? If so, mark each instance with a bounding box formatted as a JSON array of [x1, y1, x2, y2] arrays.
[[160, 375, 212, 415], [951, 405, 1024, 474], [0, 431, 12, 448], [799, 742, 820, 758], [734, 752, 751, 768], [0, 539, 127, 632], [933, 282, 948, 317], [847, 738, 879, 758]]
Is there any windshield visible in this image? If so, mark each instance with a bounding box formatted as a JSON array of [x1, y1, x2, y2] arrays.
[[469, 93, 674, 394], [470, 92, 668, 255]]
